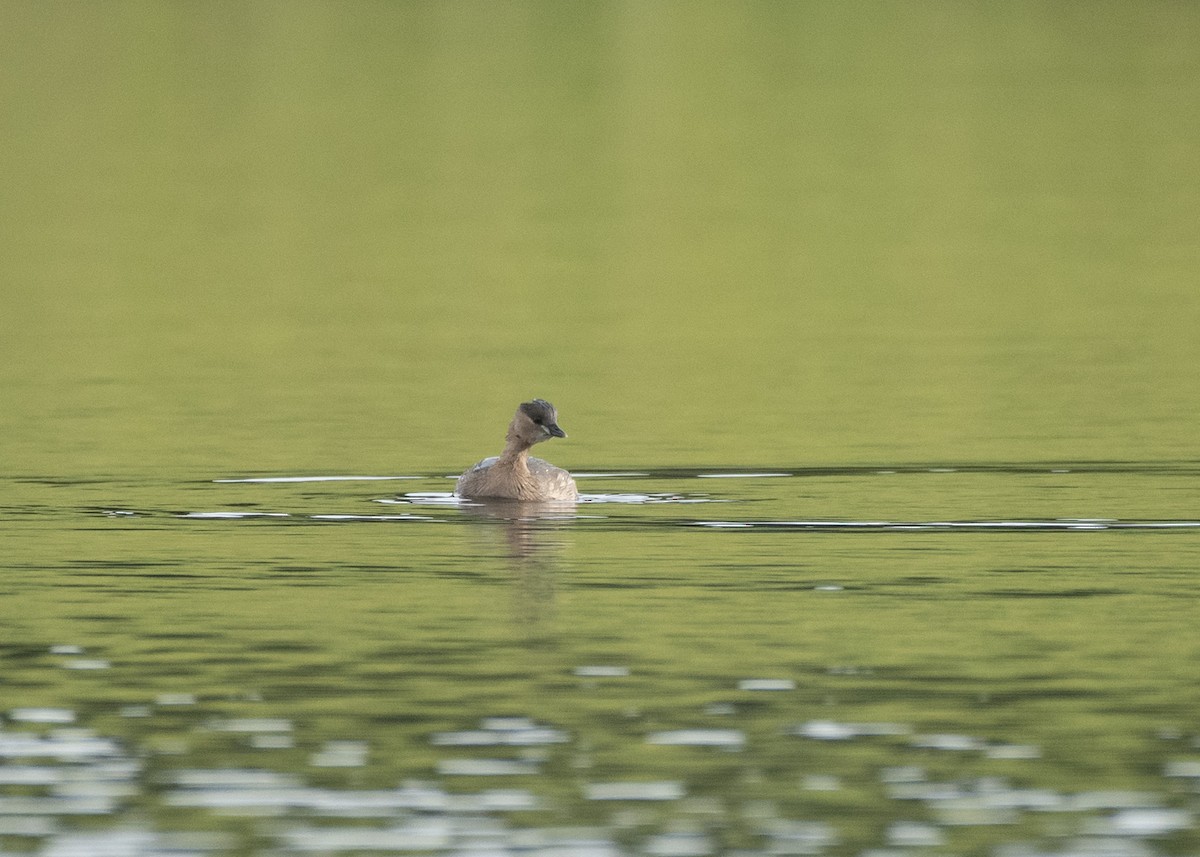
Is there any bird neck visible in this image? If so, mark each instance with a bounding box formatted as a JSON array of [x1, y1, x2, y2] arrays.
[[499, 424, 533, 465]]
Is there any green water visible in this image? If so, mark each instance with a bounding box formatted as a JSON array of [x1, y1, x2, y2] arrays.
[[3, 2, 1200, 855]]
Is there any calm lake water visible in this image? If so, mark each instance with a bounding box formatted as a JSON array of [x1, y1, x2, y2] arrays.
[[3, 3, 1200, 856]]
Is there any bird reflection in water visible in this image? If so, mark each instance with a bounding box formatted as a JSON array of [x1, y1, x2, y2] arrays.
[[458, 498, 578, 633]]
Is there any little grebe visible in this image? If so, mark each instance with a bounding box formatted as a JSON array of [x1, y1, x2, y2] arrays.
[[455, 399, 578, 501]]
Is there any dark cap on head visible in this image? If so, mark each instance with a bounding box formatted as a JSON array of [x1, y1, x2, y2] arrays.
[[519, 399, 566, 438], [520, 398, 556, 420]]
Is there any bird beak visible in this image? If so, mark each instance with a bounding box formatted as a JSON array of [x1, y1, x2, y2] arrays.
[[547, 424, 567, 438]]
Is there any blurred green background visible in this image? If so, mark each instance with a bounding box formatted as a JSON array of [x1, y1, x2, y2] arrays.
[[2, 0, 1198, 475]]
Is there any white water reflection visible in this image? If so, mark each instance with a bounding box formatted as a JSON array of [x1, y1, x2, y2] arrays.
[[308, 513, 436, 522], [794, 720, 911, 741], [310, 740, 368, 768], [214, 476, 422, 483], [8, 709, 75, 724], [1095, 809, 1194, 836], [585, 781, 686, 801], [431, 719, 569, 748], [384, 491, 721, 507], [571, 472, 652, 478], [696, 472, 790, 478], [62, 659, 110, 671], [436, 758, 540, 776], [2, 700, 1198, 856], [646, 729, 745, 749], [181, 511, 291, 519], [737, 678, 795, 691], [0, 731, 121, 761], [207, 718, 292, 734], [573, 665, 631, 678]]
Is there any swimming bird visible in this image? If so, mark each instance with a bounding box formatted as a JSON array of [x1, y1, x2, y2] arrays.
[[455, 399, 578, 501]]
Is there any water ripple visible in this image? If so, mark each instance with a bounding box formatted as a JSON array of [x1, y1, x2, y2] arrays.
[[694, 519, 1200, 532]]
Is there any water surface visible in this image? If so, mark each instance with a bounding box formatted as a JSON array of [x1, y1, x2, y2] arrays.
[[5, 466, 1200, 855]]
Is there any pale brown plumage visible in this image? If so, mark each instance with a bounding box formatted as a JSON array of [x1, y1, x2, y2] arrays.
[[455, 399, 578, 501]]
